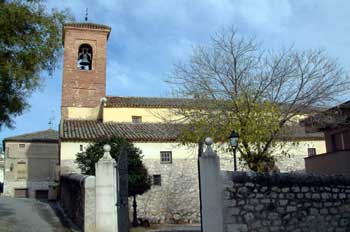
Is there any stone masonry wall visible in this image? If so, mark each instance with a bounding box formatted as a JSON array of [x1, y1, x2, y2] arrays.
[[135, 159, 200, 224], [60, 174, 96, 231], [223, 172, 350, 232]]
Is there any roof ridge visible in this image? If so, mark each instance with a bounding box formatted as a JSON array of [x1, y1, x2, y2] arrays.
[[106, 95, 191, 100], [62, 119, 178, 124], [4, 129, 58, 143], [4, 129, 58, 139]]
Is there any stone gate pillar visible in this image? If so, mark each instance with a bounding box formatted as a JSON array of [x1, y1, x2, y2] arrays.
[[199, 138, 224, 232], [95, 144, 118, 232]]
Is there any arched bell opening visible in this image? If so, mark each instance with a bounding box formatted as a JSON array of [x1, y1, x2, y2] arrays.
[[77, 44, 93, 70]]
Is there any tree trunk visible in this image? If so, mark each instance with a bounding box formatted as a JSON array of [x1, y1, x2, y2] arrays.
[[132, 194, 138, 227]]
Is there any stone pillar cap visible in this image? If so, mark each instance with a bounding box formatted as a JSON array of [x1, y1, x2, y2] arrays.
[[205, 137, 213, 146], [103, 144, 111, 152]]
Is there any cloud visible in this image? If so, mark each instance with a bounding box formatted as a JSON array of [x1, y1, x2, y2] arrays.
[[3, 0, 350, 140]]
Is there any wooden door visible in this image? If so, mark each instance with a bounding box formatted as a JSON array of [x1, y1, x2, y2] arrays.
[[14, 188, 28, 198]]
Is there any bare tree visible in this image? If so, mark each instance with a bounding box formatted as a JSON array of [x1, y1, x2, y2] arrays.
[[168, 28, 350, 172]]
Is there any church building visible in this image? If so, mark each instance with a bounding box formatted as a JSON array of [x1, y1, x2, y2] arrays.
[[59, 22, 326, 223]]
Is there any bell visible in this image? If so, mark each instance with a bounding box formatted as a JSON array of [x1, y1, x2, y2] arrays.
[[79, 53, 90, 66]]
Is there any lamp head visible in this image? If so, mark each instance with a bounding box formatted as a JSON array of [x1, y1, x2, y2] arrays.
[[229, 130, 239, 148]]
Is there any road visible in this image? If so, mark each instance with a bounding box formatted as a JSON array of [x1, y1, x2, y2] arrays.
[[0, 197, 73, 232]]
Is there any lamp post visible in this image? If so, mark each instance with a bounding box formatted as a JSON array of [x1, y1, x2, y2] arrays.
[[229, 130, 239, 171]]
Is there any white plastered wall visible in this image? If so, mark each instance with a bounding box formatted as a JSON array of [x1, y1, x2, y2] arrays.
[[60, 140, 325, 173], [103, 108, 180, 123]]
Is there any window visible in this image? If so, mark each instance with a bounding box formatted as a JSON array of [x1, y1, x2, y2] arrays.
[[307, 148, 316, 157], [153, 175, 161, 186], [80, 144, 84, 152], [16, 161, 27, 180], [132, 116, 142, 124], [19, 144, 25, 149], [77, 44, 93, 70], [160, 151, 172, 164]]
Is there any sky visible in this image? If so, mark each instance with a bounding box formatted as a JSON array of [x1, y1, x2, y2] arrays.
[[2, 0, 350, 142]]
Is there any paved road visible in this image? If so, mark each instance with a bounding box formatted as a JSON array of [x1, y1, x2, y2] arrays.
[[0, 197, 72, 232], [149, 224, 201, 232]]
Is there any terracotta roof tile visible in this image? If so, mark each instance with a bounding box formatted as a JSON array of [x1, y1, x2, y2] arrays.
[[60, 120, 182, 142], [105, 96, 194, 108], [60, 120, 323, 142], [3, 129, 58, 143]]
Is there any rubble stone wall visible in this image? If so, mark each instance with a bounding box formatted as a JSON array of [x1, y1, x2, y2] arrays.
[[135, 159, 200, 224], [223, 172, 350, 232]]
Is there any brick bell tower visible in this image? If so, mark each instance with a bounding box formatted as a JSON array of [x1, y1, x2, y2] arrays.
[[61, 22, 111, 119]]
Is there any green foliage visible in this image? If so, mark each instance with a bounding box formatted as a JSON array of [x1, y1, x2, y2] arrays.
[[178, 95, 285, 172], [0, 0, 71, 129], [75, 137, 151, 197], [170, 28, 348, 172]]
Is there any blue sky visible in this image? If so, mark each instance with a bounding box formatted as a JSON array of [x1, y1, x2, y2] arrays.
[[1, 0, 350, 142]]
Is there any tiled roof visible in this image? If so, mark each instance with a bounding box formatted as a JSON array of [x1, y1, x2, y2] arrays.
[[64, 22, 111, 31], [63, 22, 111, 41], [60, 120, 182, 142], [3, 129, 58, 143], [300, 100, 350, 132], [60, 120, 324, 142], [105, 96, 324, 114], [105, 96, 195, 108]]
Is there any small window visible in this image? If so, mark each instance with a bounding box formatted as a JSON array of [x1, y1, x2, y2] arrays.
[[132, 116, 142, 124], [308, 148, 316, 157], [153, 175, 161, 186], [160, 151, 172, 164], [19, 144, 25, 149], [80, 144, 84, 152]]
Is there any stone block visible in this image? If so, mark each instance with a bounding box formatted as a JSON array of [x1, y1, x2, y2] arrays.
[[310, 208, 319, 215], [245, 182, 255, 188], [243, 212, 254, 223], [255, 204, 264, 211], [279, 200, 288, 206], [320, 208, 328, 215], [286, 206, 297, 212], [226, 224, 248, 232], [228, 207, 240, 216], [321, 193, 331, 199]]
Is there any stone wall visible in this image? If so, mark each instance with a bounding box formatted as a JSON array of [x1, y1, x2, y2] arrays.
[[135, 159, 200, 224], [223, 172, 350, 232], [60, 173, 96, 231]]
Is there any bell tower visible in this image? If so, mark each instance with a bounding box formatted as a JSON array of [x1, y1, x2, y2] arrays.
[[61, 23, 111, 119]]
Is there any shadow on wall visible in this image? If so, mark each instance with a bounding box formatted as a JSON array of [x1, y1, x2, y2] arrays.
[[4, 142, 59, 198]]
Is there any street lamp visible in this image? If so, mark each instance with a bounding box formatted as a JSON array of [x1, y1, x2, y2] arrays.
[[229, 130, 239, 171]]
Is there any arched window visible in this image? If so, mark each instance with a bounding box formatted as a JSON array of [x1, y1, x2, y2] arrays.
[[77, 44, 93, 70]]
